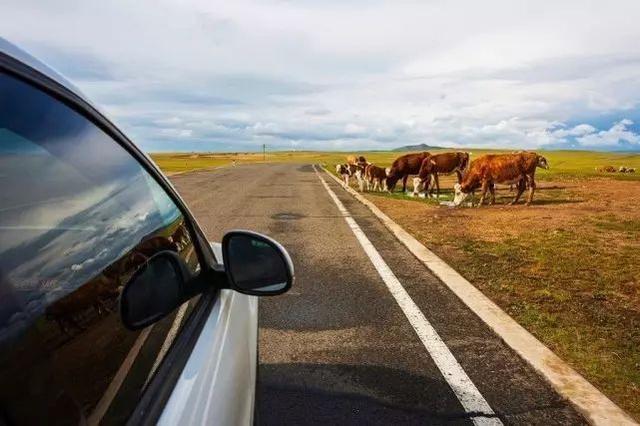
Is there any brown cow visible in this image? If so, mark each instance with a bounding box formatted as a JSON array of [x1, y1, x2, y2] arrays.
[[595, 165, 617, 173], [363, 164, 390, 192], [453, 152, 549, 207], [386, 152, 431, 193], [412, 152, 470, 198]]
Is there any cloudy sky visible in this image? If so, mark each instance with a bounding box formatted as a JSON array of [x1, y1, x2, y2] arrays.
[[3, 0, 640, 152]]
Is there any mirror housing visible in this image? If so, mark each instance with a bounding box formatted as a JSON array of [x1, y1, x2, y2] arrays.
[[222, 230, 294, 296], [120, 251, 191, 330]]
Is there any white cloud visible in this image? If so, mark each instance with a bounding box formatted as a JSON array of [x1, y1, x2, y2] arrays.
[[2, 0, 640, 151], [574, 119, 640, 148]]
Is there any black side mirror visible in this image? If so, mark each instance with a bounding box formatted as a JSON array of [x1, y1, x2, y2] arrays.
[[120, 251, 191, 330], [222, 230, 294, 296]]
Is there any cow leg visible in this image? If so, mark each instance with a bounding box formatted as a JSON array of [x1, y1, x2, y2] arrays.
[[434, 173, 441, 199], [510, 179, 526, 205], [401, 175, 408, 193], [525, 175, 536, 206], [488, 183, 496, 205], [477, 181, 489, 207]]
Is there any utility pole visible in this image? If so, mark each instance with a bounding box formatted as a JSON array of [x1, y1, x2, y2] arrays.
[[263, 144, 266, 161]]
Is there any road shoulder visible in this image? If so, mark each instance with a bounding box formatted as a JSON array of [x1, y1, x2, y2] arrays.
[[320, 165, 637, 426]]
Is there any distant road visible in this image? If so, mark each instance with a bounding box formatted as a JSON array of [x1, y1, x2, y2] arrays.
[[170, 163, 585, 425]]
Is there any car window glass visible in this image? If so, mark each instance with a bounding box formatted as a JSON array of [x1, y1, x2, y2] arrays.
[[0, 71, 201, 425]]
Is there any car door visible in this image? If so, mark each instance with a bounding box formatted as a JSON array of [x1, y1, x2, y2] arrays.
[[0, 61, 255, 425]]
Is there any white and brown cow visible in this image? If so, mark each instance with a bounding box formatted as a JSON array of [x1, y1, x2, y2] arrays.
[[453, 152, 549, 207], [412, 152, 470, 198], [362, 164, 390, 192], [336, 163, 357, 186]]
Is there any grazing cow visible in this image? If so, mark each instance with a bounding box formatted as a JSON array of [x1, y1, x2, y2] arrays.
[[618, 166, 636, 173], [363, 164, 389, 192], [596, 165, 617, 173], [412, 152, 470, 198], [386, 151, 431, 193], [453, 152, 549, 207]]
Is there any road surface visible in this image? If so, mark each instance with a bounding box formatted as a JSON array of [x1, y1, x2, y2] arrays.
[[170, 163, 585, 425]]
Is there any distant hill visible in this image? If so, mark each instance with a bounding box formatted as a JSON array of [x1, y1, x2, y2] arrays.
[[393, 143, 447, 152]]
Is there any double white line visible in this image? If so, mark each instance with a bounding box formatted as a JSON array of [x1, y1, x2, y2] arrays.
[[314, 165, 502, 426]]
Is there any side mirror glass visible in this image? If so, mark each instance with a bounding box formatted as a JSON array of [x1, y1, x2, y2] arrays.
[[222, 230, 293, 296], [120, 251, 190, 330]]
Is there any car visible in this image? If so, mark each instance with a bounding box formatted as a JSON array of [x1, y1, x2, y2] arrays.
[[0, 37, 293, 425]]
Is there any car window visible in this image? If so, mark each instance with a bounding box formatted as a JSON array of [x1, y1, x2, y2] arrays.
[[0, 71, 202, 425]]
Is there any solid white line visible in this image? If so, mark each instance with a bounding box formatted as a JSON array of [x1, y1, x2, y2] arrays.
[[314, 166, 502, 426], [321, 166, 638, 426]]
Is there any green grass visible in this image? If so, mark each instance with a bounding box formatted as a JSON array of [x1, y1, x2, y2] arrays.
[[447, 224, 640, 418], [151, 149, 640, 180]]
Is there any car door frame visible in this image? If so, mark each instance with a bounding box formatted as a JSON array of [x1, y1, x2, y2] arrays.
[[0, 51, 226, 424]]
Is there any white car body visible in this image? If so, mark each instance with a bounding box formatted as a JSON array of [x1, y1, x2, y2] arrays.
[[159, 244, 257, 426], [0, 38, 260, 425]]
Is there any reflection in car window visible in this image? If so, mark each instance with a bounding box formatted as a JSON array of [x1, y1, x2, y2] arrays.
[[0, 71, 201, 425]]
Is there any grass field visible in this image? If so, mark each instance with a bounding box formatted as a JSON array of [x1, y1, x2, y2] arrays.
[[155, 149, 640, 419]]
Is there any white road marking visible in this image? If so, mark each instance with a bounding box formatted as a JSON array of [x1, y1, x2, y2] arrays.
[[314, 166, 502, 426]]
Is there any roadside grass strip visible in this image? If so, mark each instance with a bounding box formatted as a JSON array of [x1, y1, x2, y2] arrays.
[[320, 165, 638, 426], [314, 165, 503, 426]]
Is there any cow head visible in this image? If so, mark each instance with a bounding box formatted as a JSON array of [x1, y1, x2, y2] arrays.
[[412, 177, 424, 196], [335, 164, 342, 174], [385, 168, 400, 191], [453, 183, 470, 206], [424, 159, 436, 172], [537, 155, 549, 170], [460, 153, 471, 171]]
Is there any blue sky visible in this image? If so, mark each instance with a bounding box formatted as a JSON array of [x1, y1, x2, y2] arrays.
[[3, 0, 640, 152]]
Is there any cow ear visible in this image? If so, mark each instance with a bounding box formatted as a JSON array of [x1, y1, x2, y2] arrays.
[[430, 160, 436, 166]]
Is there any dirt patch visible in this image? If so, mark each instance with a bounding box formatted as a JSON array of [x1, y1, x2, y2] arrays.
[[362, 176, 640, 420]]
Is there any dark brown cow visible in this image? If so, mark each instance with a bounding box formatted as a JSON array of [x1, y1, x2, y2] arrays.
[[412, 152, 470, 198], [453, 152, 549, 207], [385, 152, 431, 192]]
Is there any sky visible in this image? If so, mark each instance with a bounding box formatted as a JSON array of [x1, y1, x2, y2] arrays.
[[3, 0, 640, 152]]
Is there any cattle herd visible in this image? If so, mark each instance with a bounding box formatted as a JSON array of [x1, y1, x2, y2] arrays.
[[336, 151, 550, 207], [595, 165, 636, 174]]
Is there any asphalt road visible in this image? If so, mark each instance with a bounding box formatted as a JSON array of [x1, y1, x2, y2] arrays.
[[170, 163, 585, 426]]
